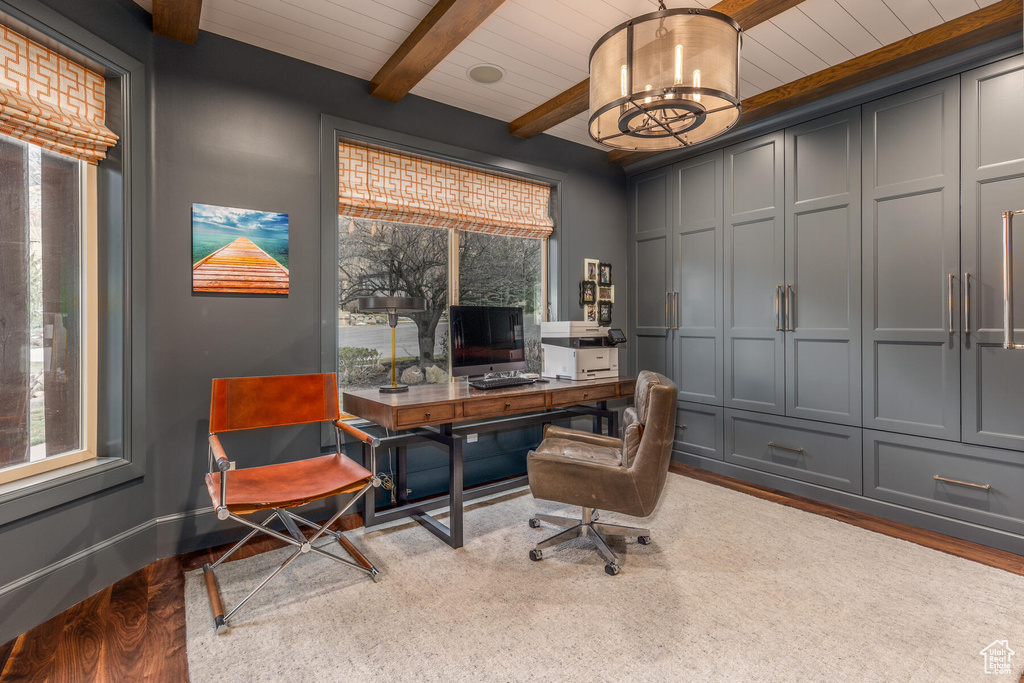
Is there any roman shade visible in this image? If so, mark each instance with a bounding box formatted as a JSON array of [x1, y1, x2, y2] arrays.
[[0, 25, 118, 164], [338, 139, 554, 239]]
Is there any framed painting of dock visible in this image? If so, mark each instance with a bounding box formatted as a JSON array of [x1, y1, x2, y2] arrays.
[[191, 203, 290, 295]]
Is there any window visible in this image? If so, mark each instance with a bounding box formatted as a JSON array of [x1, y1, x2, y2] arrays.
[[0, 135, 97, 484], [338, 219, 450, 388], [458, 231, 544, 374], [335, 140, 553, 389], [0, 16, 121, 493]]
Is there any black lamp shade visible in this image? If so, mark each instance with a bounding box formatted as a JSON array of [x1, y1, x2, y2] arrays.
[[357, 296, 427, 314]]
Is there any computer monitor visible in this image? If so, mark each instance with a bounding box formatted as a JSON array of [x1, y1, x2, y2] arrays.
[[449, 305, 527, 377]]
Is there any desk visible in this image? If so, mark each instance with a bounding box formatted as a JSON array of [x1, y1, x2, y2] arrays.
[[343, 376, 635, 548]]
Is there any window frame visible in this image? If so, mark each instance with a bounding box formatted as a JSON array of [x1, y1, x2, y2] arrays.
[[319, 115, 563, 427], [0, 0, 147, 525]]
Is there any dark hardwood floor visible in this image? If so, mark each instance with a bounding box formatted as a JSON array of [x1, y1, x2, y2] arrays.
[[2, 467, 1023, 682]]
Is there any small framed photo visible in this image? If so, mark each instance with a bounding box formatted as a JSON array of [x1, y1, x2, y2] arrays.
[[598, 262, 612, 286], [598, 301, 612, 325], [599, 285, 614, 303], [580, 280, 597, 305], [584, 258, 599, 282], [585, 304, 597, 322]]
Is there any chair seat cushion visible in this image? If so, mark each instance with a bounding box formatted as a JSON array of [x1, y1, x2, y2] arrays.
[[205, 453, 372, 516], [531, 437, 623, 467]]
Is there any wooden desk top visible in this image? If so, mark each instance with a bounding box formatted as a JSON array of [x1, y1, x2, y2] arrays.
[[343, 376, 636, 431]]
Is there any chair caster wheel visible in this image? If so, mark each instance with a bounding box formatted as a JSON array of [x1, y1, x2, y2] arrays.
[[637, 535, 651, 545], [605, 563, 620, 576], [529, 548, 543, 561], [529, 518, 541, 529]]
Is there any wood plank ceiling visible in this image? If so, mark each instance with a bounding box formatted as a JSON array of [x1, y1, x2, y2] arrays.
[[134, 0, 1009, 154]]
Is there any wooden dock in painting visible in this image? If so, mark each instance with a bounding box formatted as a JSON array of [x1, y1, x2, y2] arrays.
[[192, 237, 289, 295]]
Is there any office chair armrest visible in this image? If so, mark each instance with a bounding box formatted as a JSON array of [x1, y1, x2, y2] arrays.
[[209, 434, 231, 472], [335, 419, 381, 447], [542, 424, 623, 450]]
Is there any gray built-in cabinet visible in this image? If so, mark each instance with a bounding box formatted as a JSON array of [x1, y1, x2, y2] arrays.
[[627, 54, 1024, 552]]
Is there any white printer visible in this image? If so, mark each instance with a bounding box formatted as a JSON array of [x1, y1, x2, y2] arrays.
[[541, 321, 626, 380]]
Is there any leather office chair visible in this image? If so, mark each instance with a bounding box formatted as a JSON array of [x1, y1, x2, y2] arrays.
[[202, 373, 381, 632], [526, 371, 677, 575]]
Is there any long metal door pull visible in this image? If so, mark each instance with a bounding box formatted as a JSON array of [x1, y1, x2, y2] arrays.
[[947, 274, 955, 334], [964, 273, 971, 336], [786, 284, 795, 332], [1003, 211, 1024, 349], [933, 474, 991, 491], [775, 285, 784, 332], [767, 441, 804, 454]]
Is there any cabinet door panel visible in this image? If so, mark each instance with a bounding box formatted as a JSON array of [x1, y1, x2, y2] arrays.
[[724, 133, 785, 414], [629, 167, 672, 375], [863, 77, 961, 440], [961, 56, 1024, 451], [673, 152, 724, 404], [785, 109, 861, 425]]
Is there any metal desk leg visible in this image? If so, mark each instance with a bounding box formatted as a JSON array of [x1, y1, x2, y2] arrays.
[[361, 442, 377, 528], [396, 446, 408, 505], [448, 425, 464, 548]]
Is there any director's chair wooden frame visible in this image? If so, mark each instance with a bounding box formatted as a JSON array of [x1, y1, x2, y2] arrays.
[[202, 372, 381, 632]]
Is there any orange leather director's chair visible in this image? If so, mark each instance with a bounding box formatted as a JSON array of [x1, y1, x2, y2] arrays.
[[202, 372, 380, 632]]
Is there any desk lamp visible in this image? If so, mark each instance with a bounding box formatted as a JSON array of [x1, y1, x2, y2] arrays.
[[357, 296, 427, 393]]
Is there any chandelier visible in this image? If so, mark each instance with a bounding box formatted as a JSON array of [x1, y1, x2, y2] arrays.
[[588, 3, 742, 151]]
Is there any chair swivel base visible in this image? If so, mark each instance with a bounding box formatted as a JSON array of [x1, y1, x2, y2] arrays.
[[528, 507, 650, 576]]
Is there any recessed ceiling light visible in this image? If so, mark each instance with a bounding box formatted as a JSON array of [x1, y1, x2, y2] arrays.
[[467, 64, 505, 85]]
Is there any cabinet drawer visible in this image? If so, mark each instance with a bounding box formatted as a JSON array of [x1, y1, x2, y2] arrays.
[[550, 384, 616, 407], [463, 393, 546, 418], [864, 430, 1024, 535], [725, 410, 861, 493], [396, 403, 455, 427], [674, 402, 724, 461]]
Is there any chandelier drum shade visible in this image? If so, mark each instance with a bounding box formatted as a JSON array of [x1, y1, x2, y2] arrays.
[[588, 7, 741, 151]]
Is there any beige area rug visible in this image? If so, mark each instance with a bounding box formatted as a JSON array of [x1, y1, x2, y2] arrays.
[[185, 475, 1024, 682]]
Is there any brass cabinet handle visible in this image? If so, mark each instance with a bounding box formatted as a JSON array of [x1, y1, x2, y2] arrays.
[[934, 474, 991, 491], [1002, 211, 1024, 349], [425, 412, 431, 418], [505, 402, 511, 408], [786, 284, 795, 332], [583, 392, 589, 398], [964, 272, 972, 336], [948, 273, 956, 334], [775, 285, 784, 332], [665, 291, 672, 331], [768, 441, 804, 454]]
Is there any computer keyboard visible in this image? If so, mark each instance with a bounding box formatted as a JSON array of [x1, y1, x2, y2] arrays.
[[469, 376, 536, 390]]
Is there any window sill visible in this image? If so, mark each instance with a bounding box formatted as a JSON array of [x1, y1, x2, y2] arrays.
[[0, 456, 144, 526]]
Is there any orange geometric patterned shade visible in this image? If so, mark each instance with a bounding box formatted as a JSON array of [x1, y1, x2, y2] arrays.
[[0, 25, 118, 164], [338, 139, 554, 239]]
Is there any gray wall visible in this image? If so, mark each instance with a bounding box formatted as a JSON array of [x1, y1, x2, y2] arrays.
[[0, 0, 627, 644]]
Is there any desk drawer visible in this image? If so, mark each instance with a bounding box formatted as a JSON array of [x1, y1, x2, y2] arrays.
[[865, 430, 1024, 535], [396, 403, 455, 427], [550, 384, 616, 407], [463, 393, 547, 418], [725, 410, 861, 493], [617, 379, 636, 397]]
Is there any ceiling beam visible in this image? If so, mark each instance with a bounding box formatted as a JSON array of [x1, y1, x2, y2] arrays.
[[370, 0, 505, 103], [609, 0, 1023, 166], [508, 0, 801, 140], [152, 0, 203, 45]]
